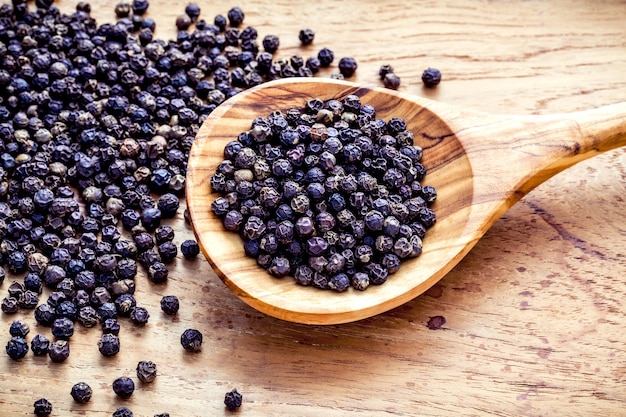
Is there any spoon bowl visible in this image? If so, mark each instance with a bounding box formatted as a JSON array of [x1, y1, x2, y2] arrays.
[[186, 78, 626, 325]]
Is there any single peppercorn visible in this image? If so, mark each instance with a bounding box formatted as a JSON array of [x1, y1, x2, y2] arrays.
[[224, 388, 243, 410], [227, 6, 245, 26], [6, 336, 29, 360], [33, 398, 52, 416], [383, 72, 401, 90], [338, 57, 358, 77], [48, 340, 70, 363], [160, 295, 180, 315], [112, 406, 134, 417], [136, 360, 158, 383], [130, 306, 150, 325], [9, 320, 30, 337], [71, 382, 93, 403], [180, 328, 203, 352], [112, 376, 135, 398], [299, 28, 315, 45], [180, 239, 200, 258], [98, 333, 121, 357], [317, 48, 335, 67], [31, 334, 50, 356], [421, 67, 442, 87]]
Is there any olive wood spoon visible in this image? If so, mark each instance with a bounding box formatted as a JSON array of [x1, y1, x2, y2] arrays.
[[186, 78, 626, 325]]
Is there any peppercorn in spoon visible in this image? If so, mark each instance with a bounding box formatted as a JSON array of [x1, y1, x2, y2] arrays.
[[186, 78, 626, 325]]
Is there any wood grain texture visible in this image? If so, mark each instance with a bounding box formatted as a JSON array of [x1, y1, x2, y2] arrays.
[[186, 78, 626, 324], [2, 0, 626, 416]]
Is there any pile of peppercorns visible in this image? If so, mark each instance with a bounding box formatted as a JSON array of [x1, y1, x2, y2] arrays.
[[210, 96, 437, 292]]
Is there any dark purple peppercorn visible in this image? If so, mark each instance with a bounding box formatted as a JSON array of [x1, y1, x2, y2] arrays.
[[51, 317, 75, 339], [160, 295, 180, 315], [33, 398, 52, 416], [112, 376, 135, 399], [136, 360, 157, 383], [383, 72, 401, 90], [227, 7, 245, 26], [317, 48, 335, 67], [9, 320, 30, 337], [185, 3, 201, 21], [31, 334, 50, 356], [6, 336, 29, 360], [98, 333, 121, 357], [112, 407, 134, 417], [71, 382, 93, 403], [102, 318, 121, 336], [299, 28, 315, 45], [421, 67, 442, 87], [48, 340, 70, 363], [180, 328, 202, 352], [224, 388, 243, 411], [130, 306, 150, 325], [338, 57, 358, 77], [180, 239, 200, 259]]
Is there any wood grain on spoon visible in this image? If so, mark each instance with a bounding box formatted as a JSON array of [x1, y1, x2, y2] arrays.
[[186, 78, 626, 325]]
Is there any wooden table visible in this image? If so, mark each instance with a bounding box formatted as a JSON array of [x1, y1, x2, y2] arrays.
[[2, 1, 625, 415]]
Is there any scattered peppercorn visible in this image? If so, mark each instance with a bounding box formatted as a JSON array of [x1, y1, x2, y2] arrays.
[[9, 320, 30, 337], [224, 388, 243, 411], [33, 398, 53, 416], [338, 57, 358, 77], [180, 328, 203, 352], [48, 340, 70, 363], [112, 406, 134, 417], [6, 336, 29, 360], [421, 67, 442, 87], [112, 376, 135, 398], [98, 333, 121, 357], [160, 295, 180, 315], [136, 360, 158, 383], [71, 382, 93, 403], [31, 334, 50, 356], [180, 239, 200, 259], [130, 306, 150, 325], [299, 28, 315, 45], [383, 72, 401, 90]]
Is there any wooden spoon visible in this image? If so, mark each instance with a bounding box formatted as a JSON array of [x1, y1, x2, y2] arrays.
[[186, 78, 626, 325]]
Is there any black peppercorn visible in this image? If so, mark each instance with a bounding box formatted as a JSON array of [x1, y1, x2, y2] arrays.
[[136, 360, 157, 383], [299, 28, 315, 45], [180, 239, 200, 258], [383, 72, 401, 90], [48, 340, 70, 363], [338, 57, 358, 77], [98, 333, 121, 357], [224, 388, 243, 410], [160, 295, 180, 315], [9, 320, 30, 338], [130, 306, 150, 325], [71, 382, 93, 403], [227, 7, 245, 26], [421, 67, 442, 87], [112, 407, 134, 417], [6, 336, 29, 360], [33, 398, 52, 416], [112, 376, 135, 398], [180, 328, 202, 352]]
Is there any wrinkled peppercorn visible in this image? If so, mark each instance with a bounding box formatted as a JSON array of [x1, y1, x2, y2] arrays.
[[48, 340, 70, 363], [33, 398, 53, 416], [160, 295, 180, 315], [180, 239, 200, 258], [112, 407, 134, 417], [224, 388, 243, 410], [71, 382, 93, 403], [180, 328, 202, 352], [136, 360, 158, 383], [421, 67, 442, 87], [112, 376, 135, 398], [98, 333, 121, 357], [6, 336, 29, 360]]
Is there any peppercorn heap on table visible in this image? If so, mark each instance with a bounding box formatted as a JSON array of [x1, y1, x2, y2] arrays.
[[1, 1, 626, 416]]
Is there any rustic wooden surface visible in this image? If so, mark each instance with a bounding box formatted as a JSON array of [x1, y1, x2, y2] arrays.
[[2, 0, 626, 416]]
